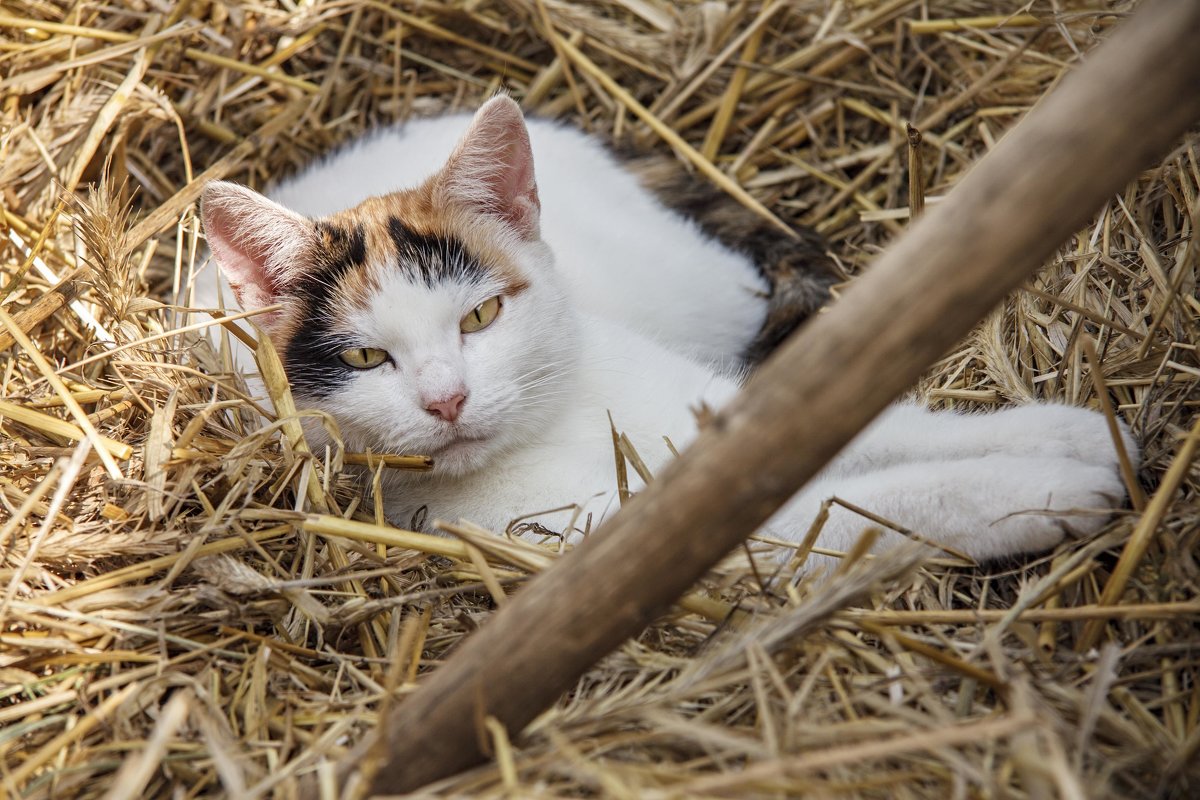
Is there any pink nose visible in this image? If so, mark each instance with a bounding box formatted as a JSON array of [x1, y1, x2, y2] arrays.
[[425, 393, 466, 422]]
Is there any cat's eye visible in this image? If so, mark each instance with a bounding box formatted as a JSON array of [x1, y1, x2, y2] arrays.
[[339, 347, 389, 369], [460, 296, 501, 333]]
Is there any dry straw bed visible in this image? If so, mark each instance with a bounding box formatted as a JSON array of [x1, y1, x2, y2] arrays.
[[0, 0, 1197, 797]]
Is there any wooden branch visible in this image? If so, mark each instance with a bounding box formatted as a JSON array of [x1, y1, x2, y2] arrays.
[[336, 1, 1200, 793]]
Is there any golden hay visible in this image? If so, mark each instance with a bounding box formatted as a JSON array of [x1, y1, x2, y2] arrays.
[[1, 1, 1197, 797]]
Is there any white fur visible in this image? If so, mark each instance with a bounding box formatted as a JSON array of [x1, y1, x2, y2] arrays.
[[197, 101, 1136, 571]]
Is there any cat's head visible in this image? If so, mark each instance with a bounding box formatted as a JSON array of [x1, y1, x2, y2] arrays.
[[201, 97, 579, 476]]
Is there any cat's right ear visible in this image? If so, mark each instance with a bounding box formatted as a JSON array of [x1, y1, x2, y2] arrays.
[[201, 181, 318, 325]]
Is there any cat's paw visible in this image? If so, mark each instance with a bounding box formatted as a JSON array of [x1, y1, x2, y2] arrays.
[[980, 461, 1126, 558], [785, 454, 1131, 567], [991, 404, 1138, 470]]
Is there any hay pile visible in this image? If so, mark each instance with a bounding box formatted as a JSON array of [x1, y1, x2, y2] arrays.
[[2, 1, 1197, 797]]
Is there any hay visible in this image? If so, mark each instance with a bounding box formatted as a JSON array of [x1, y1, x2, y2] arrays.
[[1, 1, 1197, 797]]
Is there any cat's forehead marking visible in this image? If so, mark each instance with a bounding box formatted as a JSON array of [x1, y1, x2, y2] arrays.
[[384, 216, 488, 288], [340, 190, 532, 297], [288, 220, 369, 313], [318, 220, 367, 267]]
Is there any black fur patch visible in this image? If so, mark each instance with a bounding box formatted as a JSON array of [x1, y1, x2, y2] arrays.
[[314, 221, 367, 269], [283, 221, 369, 399], [386, 217, 487, 287], [284, 329, 351, 400]]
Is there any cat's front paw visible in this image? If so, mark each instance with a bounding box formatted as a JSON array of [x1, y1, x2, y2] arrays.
[[994, 404, 1138, 470], [983, 461, 1127, 557], [784, 454, 1131, 567]]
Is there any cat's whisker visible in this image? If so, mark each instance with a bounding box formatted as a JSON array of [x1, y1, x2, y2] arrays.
[[511, 360, 576, 383], [518, 377, 572, 393], [516, 364, 572, 380], [515, 394, 572, 407]]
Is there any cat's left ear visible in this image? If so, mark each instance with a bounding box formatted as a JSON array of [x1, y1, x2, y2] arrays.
[[437, 95, 541, 239]]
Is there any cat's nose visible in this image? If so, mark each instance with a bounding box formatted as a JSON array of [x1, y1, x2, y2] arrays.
[[426, 393, 466, 422]]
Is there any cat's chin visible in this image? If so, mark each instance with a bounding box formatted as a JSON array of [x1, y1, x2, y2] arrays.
[[426, 435, 496, 476]]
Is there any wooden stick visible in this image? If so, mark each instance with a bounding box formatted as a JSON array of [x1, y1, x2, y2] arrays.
[[906, 123, 925, 218], [334, 2, 1200, 793]]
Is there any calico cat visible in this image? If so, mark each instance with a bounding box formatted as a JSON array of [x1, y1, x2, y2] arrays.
[[199, 96, 1134, 568]]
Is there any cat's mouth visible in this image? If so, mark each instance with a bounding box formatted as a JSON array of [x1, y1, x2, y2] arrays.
[[426, 434, 489, 459], [419, 432, 494, 476]]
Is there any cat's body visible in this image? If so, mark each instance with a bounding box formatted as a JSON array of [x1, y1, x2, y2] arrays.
[[199, 97, 1133, 569]]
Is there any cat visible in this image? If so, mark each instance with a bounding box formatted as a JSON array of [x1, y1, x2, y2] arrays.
[[197, 96, 1135, 570]]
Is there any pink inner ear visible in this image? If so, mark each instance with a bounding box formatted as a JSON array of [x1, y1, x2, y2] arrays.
[[204, 206, 280, 312], [201, 181, 316, 324], [441, 96, 541, 239]]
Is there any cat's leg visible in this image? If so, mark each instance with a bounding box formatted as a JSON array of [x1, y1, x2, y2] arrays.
[[766, 455, 1127, 567], [829, 403, 1137, 478]]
